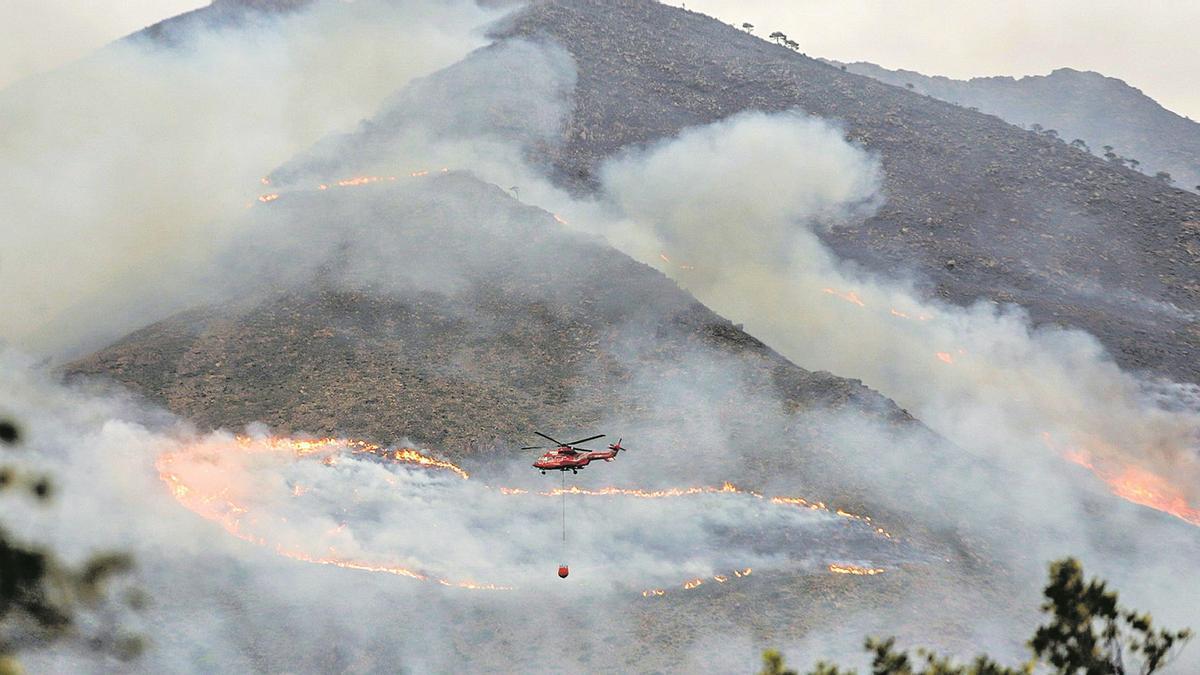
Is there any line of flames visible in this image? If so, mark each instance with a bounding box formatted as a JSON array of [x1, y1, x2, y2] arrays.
[[255, 170, 450, 204], [828, 563, 886, 576], [159, 436, 897, 595]]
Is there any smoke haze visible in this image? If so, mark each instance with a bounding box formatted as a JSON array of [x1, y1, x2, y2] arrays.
[[2, 2, 1198, 672]]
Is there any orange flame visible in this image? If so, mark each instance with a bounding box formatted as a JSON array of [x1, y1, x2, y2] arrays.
[[829, 563, 885, 576], [1063, 448, 1200, 527], [935, 352, 954, 365], [159, 436, 895, 596], [258, 193, 280, 203], [822, 287, 866, 307]]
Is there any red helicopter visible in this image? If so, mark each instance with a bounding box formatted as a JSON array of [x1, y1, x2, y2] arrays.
[[525, 432, 625, 474]]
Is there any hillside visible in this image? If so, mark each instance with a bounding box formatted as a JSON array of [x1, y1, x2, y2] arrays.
[[67, 174, 913, 489], [496, 0, 1200, 387], [831, 61, 1200, 194]]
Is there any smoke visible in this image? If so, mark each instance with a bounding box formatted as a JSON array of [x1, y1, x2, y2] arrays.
[[584, 109, 1200, 513], [567, 109, 1200, 664], [5, 2, 1200, 671], [0, 0, 500, 359]]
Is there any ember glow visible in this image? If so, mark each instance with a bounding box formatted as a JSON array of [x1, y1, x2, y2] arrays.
[[829, 563, 885, 576], [1042, 433, 1200, 528], [1064, 447, 1200, 527], [158, 435, 896, 595], [822, 287, 865, 307]]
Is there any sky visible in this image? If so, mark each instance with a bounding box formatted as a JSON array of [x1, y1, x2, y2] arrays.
[[1, 0, 1197, 120], [670, 0, 1200, 121]]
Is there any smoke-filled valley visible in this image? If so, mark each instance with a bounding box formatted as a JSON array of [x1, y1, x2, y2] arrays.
[[2, 1, 1198, 673]]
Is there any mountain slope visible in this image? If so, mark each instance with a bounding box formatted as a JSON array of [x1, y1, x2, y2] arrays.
[[67, 174, 912, 486], [500, 0, 1200, 386], [831, 61, 1200, 194]]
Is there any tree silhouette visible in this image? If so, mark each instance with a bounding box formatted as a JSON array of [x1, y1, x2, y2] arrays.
[[769, 31, 787, 45], [742, 22, 755, 33], [761, 557, 1191, 675], [0, 417, 143, 672]]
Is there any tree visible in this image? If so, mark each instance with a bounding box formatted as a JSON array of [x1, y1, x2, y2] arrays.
[[1029, 558, 1191, 674], [1070, 139, 1090, 152], [0, 418, 143, 672], [760, 557, 1191, 675], [742, 22, 755, 33], [761, 649, 798, 675], [785, 39, 800, 51], [769, 31, 787, 45], [1153, 171, 1174, 185]]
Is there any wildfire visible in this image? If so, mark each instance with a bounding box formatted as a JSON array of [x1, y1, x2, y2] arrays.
[[159, 435, 895, 596], [829, 564, 885, 576], [935, 352, 954, 365], [337, 176, 396, 187], [822, 287, 866, 307], [1063, 446, 1200, 527], [258, 193, 280, 203]]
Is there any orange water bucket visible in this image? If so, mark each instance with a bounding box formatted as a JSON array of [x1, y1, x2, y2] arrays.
[[557, 565, 569, 578]]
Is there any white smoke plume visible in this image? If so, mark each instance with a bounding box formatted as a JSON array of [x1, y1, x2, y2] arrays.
[[4, 2, 1200, 671], [0, 0, 500, 360]]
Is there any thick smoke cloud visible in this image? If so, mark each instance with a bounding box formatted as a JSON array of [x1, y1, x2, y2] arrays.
[[0, 0, 499, 360], [5, 3, 1199, 671], [574, 109, 1200, 664]]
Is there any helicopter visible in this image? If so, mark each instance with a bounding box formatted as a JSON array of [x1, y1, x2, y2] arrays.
[[524, 432, 625, 474]]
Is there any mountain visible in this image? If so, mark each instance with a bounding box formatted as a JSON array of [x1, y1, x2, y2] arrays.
[[829, 61, 1200, 195], [134, 0, 314, 45], [66, 173, 915, 493], [498, 0, 1200, 387], [37, 1, 1200, 670]]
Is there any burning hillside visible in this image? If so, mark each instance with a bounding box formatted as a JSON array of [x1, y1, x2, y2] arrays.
[[156, 433, 911, 596]]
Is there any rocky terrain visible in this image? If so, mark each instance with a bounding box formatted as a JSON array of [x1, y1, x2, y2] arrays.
[[120, 0, 1200, 387], [66, 174, 915, 493], [495, 0, 1200, 387], [831, 61, 1200, 195], [18, 1, 1194, 671]]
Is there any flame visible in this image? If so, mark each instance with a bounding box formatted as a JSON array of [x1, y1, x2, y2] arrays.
[[553, 214, 569, 225], [258, 193, 280, 203], [1042, 433, 1200, 528], [260, 177, 271, 186], [829, 563, 885, 576], [659, 253, 671, 264], [1064, 447, 1200, 527], [159, 435, 895, 596], [822, 287, 865, 307], [935, 352, 954, 365]]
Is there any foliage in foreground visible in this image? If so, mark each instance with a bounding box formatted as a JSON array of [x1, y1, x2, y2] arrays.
[[0, 418, 143, 674], [761, 558, 1192, 675]]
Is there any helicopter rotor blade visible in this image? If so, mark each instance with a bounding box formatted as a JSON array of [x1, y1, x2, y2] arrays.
[[535, 431, 566, 446], [521, 445, 547, 450], [564, 434, 605, 446]]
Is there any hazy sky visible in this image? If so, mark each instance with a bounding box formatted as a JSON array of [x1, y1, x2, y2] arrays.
[[0, 0, 205, 89], [1, 1, 1197, 120], [670, 0, 1200, 120]]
